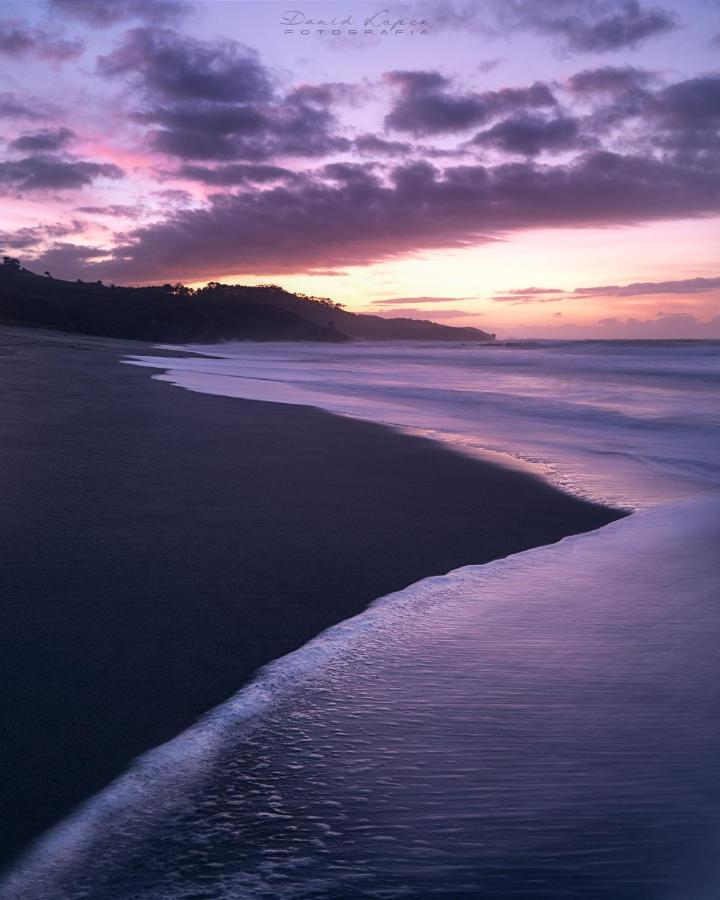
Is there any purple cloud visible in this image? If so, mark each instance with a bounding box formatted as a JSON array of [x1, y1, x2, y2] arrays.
[[0, 17, 83, 60], [0, 156, 123, 191], [478, 58, 504, 73], [485, 0, 676, 52], [42, 149, 720, 282], [19, 242, 110, 272], [354, 134, 414, 156], [492, 276, 720, 305], [7, 24, 717, 291], [653, 75, 720, 141], [146, 97, 350, 161], [372, 296, 472, 305], [574, 275, 720, 296], [10, 127, 76, 152], [567, 73, 720, 164], [0, 92, 46, 120], [288, 82, 366, 106], [497, 286, 564, 295], [176, 163, 294, 185], [652, 75, 720, 126], [423, 0, 676, 52], [567, 65, 657, 96], [594, 313, 720, 337], [98, 27, 273, 102], [582, 75, 720, 163], [99, 29, 352, 161], [372, 307, 474, 319], [0, 219, 89, 250], [49, 0, 191, 27], [471, 115, 584, 156], [493, 287, 566, 303], [384, 70, 450, 94], [384, 71, 557, 136], [76, 204, 142, 216]]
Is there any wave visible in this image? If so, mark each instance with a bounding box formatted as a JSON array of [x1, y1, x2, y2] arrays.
[[3, 341, 719, 898], [3, 494, 720, 898], [0, 523, 611, 898], [125, 339, 720, 509]]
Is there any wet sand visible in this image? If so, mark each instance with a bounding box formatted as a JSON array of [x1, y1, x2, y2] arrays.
[[0, 326, 623, 870]]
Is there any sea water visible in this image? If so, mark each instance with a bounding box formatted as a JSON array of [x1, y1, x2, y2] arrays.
[[128, 339, 720, 508], [2, 341, 719, 899]]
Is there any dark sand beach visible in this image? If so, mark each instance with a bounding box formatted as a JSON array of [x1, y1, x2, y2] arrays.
[[0, 327, 623, 871]]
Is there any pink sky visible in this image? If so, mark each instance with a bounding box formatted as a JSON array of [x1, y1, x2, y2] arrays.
[[1, 0, 719, 337]]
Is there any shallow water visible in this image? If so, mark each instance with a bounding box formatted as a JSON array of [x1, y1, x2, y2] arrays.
[[3, 341, 720, 899], [127, 340, 720, 508], [4, 497, 719, 900]]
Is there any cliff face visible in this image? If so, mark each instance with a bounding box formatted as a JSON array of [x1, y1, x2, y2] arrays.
[[0, 265, 495, 343]]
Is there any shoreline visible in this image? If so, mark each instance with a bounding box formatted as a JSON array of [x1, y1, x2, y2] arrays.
[[10, 494, 718, 900], [0, 327, 624, 871], [2, 508, 631, 894]]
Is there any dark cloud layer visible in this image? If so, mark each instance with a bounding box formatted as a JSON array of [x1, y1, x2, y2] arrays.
[[0, 17, 83, 60], [471, 115, 584, 156], [98, 28, 350, 162], [0, 155, 122, 191], [385, 71, 557, 135], [607, 74, 720, 164], [5, 13, 717, 288], [574, 275, 720, 296], [497, 287, 565, 295], [21, 242, 111, 273], [49, 0, 190, 27], [145, 100, 350, 162], [372, 296, 470, 305], [176, 163, 294, 185], [76, 204, 141, 217], [557, 71, 720, 165], [432, 0, 676, 53], [567, 65, 657, 95], [51, 149, 720, 282], [372, 307, 473, 319], [653, 76, 720, 129], [493, 287, 565, 303], [353, 134, 413, 156], [10, 127, 75, 152], [98, 27, 273, 102], [493, 276, 720, 304], [500, 0, 676, 52], [0, 92, 45, 120], [0, 220, 88, 250], [589, 312, 720, 337]]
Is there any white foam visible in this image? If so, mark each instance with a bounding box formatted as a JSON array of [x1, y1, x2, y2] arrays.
[[3, 494, 720, 898], [3, 341, 719, 897]]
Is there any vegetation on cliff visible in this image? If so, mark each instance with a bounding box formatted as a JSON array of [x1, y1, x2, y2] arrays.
[[0, 258, 494, 343]]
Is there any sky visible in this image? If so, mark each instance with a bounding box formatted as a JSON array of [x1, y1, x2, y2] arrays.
[[0, 0, 719, 338]]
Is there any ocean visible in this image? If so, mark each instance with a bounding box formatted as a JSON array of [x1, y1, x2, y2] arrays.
[[2, 340, 719, 899], [134, 339, 720, 508]]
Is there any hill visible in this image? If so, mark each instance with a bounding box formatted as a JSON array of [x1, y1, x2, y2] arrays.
[[0, 259, 495, 343], [0, 262, 345, 343], [195, 282, 495, 342]]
